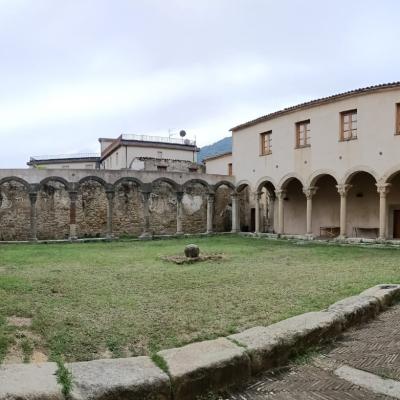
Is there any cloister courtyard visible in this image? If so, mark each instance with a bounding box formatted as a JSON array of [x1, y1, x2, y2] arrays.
[[0, 235, 400, 365]]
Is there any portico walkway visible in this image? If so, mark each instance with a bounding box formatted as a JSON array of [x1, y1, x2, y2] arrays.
[[226, 304, 400, 400]]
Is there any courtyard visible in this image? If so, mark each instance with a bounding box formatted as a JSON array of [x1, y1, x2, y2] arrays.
[[0, 236, 400, 365]]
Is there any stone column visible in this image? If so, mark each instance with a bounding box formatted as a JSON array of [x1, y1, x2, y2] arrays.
[[106, 190, 115, 239], [29, 192, 38, 241], [303, 187, 318, 237], [231, 193, 240, 233], [275, 189, 286, 235], [140, 191, 152, 239], [206, 193, 215, 234], [68, 191, 78, 240], [337, 184, 352, 239], [176, 191, 184, 235], [377, 183, 391, 241], [255, 192, 261, 234]]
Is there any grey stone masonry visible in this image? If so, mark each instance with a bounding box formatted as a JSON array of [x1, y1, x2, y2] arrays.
[[157, 338, 251, 400], [67, 357, 171, 400], [0, 362, 63, 400]]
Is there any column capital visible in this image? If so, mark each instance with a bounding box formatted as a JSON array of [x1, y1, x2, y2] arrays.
[[336, 184, 352, 197], [255, 191, 262, 200], [376, 183, 391, 196], [274, 189, 287, 199], [207, 193, 215, 202], [303, 186, 318, 199], [230, 192, 238, 199], [141, 191, 151, 201], [176, 191, 184, 202], [28, 191, 38, 204], [68, 191, 78, 201], [106, 190, 115, 200]]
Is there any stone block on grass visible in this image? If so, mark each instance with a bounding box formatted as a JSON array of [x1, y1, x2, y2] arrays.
[[158, 337, 250, 400], [0, 362, 63, 400], [359, 284, 400, 309], [67, 357, 171, 400], [229, 311, 344, 374]]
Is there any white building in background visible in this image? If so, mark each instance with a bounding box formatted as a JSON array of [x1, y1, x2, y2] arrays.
[[203, 151, 232, 176], [99, 134, 200, 172], [27, 133, 200, 173]]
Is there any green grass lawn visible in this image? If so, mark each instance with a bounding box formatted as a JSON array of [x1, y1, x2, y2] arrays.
[[0, 236, 400, 363]]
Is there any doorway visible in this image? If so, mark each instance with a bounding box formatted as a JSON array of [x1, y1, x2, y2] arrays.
[[393, 210, 400, 239]]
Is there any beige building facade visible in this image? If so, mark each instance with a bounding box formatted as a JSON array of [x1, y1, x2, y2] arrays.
[[203, 152, 232, 176], [230, 82, 400, 240]]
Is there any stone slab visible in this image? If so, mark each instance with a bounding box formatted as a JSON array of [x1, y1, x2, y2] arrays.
[[0, 362, 63, 400], [158, 337, 250, 400], [67, 357, 171, 400], [359, 284, 400, 309], [229, 311, 344, 373], [335, 365, 400, 399], [328, 295, 381, 326]]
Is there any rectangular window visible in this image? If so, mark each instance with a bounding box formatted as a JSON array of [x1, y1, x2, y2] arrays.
[[295, 120, 311, 148], [396, 103, 400, 135], [340, 109, 357, 140], [228, 163, 233, 176], [157, 151, 163, 158], [260, 131, 272, 155]]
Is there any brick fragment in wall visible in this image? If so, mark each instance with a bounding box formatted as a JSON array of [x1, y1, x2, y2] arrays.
[[0, 181, 31, 241]]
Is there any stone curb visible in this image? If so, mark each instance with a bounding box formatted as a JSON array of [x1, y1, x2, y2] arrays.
[[0, 284, 399, 400]]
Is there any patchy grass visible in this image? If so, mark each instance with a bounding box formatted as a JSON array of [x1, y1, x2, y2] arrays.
[[0, 236, 400, 362]]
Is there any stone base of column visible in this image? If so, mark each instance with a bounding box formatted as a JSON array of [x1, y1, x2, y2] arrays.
[[175, 231, 184, 236], [336, 235, 347, 241], [139, 232, 153, 240], [231, 228, 240, 233], [377, 236, 387, 243], [305, 233, 315, 240], [69, 224, 77, 241]]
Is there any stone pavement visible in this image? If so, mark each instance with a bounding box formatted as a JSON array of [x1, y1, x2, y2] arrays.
[[224, 303, 400, 400]]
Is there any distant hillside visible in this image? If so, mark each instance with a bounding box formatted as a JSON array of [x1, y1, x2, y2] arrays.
[[198, 136, 232, 162]]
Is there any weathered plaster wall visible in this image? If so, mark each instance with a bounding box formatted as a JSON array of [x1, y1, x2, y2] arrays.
[[182, 183, 207, 234]]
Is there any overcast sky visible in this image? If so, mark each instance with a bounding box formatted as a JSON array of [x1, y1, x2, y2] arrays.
[[0, 0, 399, 168]]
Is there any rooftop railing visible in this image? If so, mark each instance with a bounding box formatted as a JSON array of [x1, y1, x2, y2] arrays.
[[121, 134, 196, 146], [30, 153, 100, 161]]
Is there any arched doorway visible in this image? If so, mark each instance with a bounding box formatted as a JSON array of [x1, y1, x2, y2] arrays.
[[257, 181, 276, 233]]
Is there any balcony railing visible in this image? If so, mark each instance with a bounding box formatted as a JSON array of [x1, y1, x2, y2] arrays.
[[121, 134, 196, 146], [30, 153, 100, 161]]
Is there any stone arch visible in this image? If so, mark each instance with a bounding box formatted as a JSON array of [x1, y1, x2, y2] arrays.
[[382, 165, 400, 184], [256, 178, 277, 233], [78, 175, 107, 188], [37, 178, 70, 240], [280, 176, 306, 235], [278, 173, 306, 190], [113, 177, 144, 191], [344, 170, 379, 238], [0, 177, 31, 240], [236, 180, 253, 193], [76, 177, 108, 238], [113, 178, 144, 237], [151, 177, 180, 193], [0, 176, 31, 191], [342, 166, 379, 185], [149, 178, 178, 235], [256, 176, 277, 194], [39, 176, 70, 190], [307, 170, 338, 187], [213, 180, 235, 192], [182, 178, 210, 193], [181, 179, 209, 234]]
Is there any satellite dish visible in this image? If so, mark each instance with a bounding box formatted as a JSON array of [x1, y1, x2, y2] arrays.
[[179, 130, 187, 137]]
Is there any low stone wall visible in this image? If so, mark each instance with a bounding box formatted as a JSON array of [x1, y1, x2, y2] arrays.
[[0, 169, 235, 241], [1, 284, 399, 400]]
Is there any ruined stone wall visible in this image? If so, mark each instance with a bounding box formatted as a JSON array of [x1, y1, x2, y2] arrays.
[[0, 176, 233, 240], [149, 181, 177, 235], [214, 186, 232, 232], [0, 181, 31, 241], [37, 181, 70, 240], [182, 183, 207, 233], [76, 181, 108, 238], [113, 182, 144, 237]]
